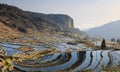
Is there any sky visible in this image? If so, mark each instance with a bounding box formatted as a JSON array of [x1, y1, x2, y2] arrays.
[[0, 0, 120, 30]]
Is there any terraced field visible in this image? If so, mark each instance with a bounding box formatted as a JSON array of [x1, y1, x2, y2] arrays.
[[0, 43, 120, 72], [13, 50, 120, 72]]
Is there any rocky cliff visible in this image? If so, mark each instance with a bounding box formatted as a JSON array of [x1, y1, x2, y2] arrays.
[[0, 4, 74, 33], [0, 4, 90, 42]]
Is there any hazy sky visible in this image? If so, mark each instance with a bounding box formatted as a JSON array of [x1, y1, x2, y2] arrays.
[[0, 0, 120, 30]]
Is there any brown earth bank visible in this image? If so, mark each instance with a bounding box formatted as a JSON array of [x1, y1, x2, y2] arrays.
[[0, 22, 22, 41], [102, 66, 120, 72]]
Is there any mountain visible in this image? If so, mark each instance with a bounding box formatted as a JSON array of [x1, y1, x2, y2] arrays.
[[0, 4, 77, 33], [86, 20, 120, 40], [0, 4, 88, 41]]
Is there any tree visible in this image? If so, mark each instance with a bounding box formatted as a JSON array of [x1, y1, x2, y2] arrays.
[[101, 39, 106, 49], [111, 38, 115, 42], [117, 38, 120, 44]]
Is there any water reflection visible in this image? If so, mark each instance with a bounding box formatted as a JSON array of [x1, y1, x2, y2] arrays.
[[13, 50, 120, 72], [0, 43, 120, 72]]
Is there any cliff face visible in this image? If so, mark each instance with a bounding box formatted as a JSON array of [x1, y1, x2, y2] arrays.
[[27, 12, 74, 32], [0, 4, 74, 33]]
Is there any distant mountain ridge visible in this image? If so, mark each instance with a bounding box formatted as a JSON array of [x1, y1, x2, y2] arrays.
[[86, 20, 120, 40]]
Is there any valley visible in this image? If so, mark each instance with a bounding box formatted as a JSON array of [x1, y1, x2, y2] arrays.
[[0, 4, 120, 72]]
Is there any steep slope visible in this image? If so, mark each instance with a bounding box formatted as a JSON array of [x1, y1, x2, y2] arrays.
[[0, 22, 21, 40], [0, 4, 89, 41], [86, 20, 120, 40], [0, 4, 74, 33]]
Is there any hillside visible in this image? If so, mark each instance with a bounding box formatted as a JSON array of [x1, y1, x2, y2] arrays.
[[0, 4, 79, 33], [86, 20, 120, 40], [0, 4, 89, 42], [0, 22, 21, 40]]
